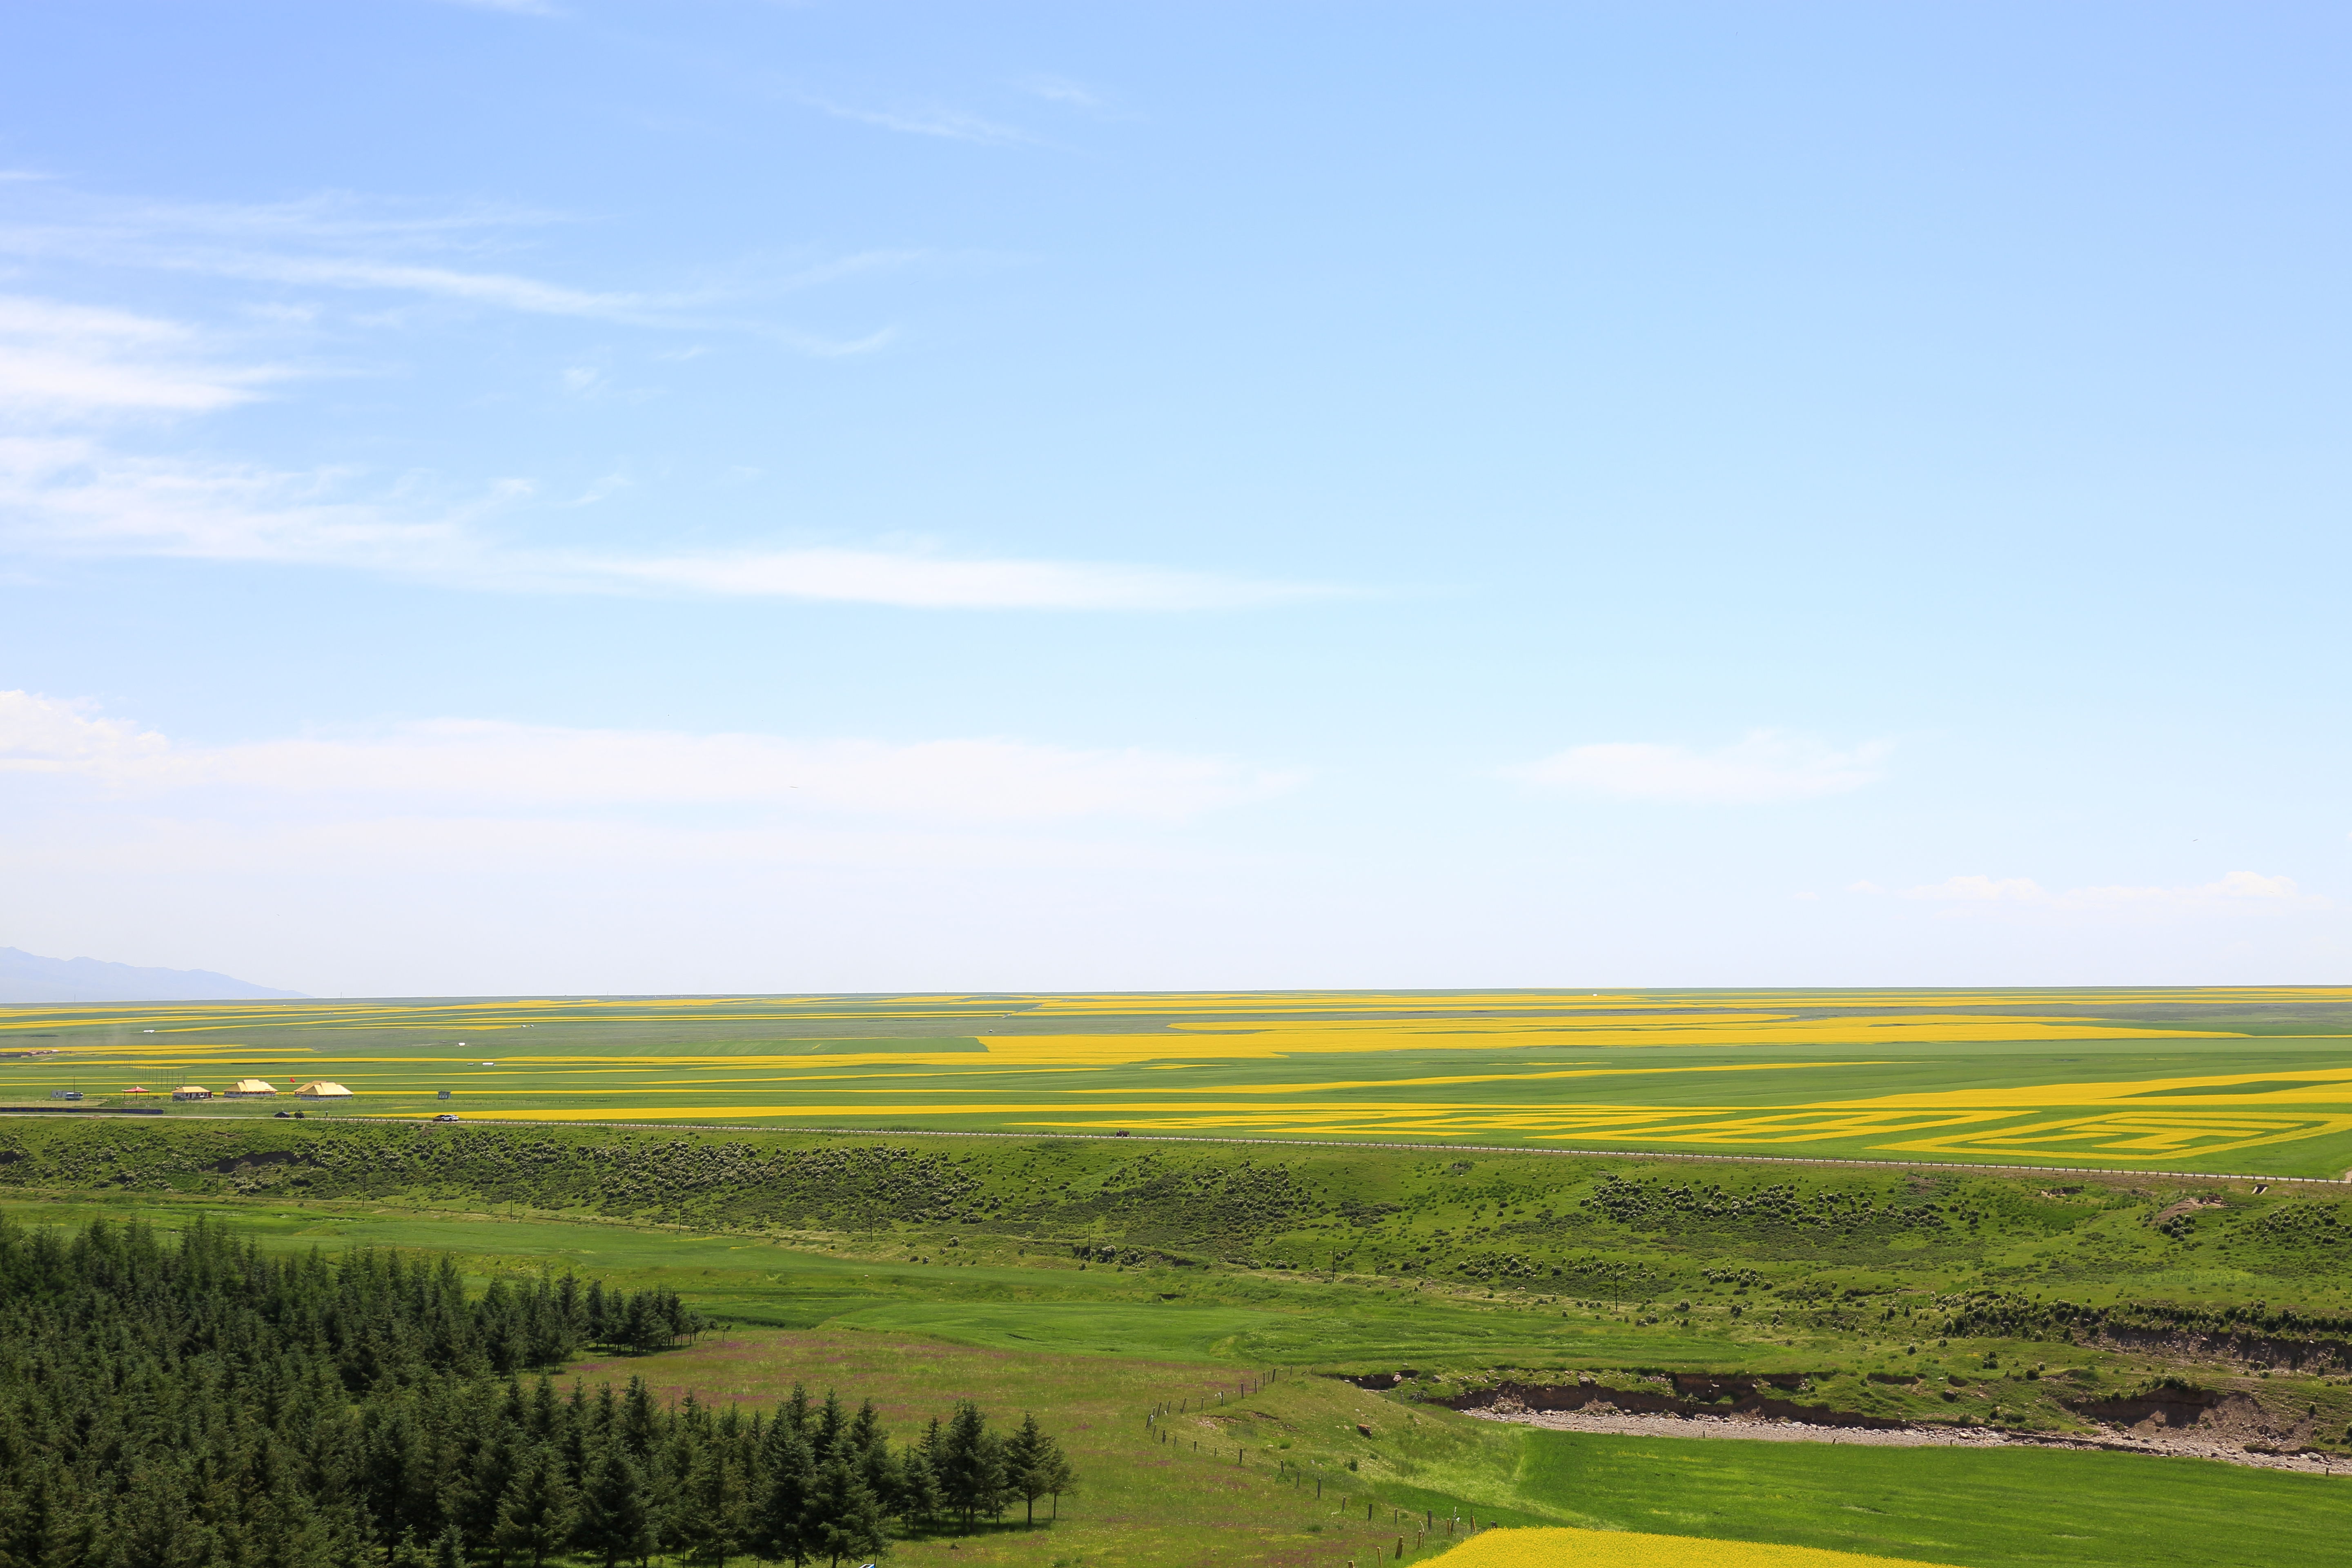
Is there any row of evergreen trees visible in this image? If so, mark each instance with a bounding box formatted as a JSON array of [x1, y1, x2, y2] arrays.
[[0, 1217, 1074, 1566], [0, 1207, 702, 1385]]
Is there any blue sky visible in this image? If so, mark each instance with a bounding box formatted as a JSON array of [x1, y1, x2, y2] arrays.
[[2, 2, 2347, 995]]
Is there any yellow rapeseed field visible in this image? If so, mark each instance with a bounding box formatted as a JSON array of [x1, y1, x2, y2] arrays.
[[1435, 1526, 1961, 1568], [8, 988, 2349, 1174]]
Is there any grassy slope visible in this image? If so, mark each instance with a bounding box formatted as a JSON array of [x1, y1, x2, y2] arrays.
[[591, 1324, 2352, 1568], [3, 1118, 2343, 1321], [4, 1115, 2349, 1442], [606, 1328, 1441, 1568], [2, 1181, 2345, 1568]]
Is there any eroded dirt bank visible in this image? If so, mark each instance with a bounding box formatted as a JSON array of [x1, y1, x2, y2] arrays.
[[1463, 1401, 2352, 1476]]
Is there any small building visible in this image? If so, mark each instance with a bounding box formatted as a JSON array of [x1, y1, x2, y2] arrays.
[[172, 1086, 212, 1102], [225, 1078, 278, 1098], [296, 1081, 353, 1099], [48, 1089, 82, 1101]]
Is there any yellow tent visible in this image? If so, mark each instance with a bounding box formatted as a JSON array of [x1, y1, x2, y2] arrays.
[[227, 1078, 278, 1097], [296, 1081, 354, 1098]]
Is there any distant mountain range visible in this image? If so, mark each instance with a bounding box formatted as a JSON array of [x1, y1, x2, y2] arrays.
[[0, 947, 303, 1004]]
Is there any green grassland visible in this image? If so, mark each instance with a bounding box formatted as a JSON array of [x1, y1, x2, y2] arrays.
[[4, 1118, 2349, 1441], [1508, 1434, 2352, 1567], [4, 1183, 2345, 1568], [4, 987, 2352, 1174], [611, 1324, 2352, 1568]]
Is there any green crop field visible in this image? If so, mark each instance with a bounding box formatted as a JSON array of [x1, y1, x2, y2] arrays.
[[6, 987, 2352, 1177], [1507, 1432, 2352, 1567]]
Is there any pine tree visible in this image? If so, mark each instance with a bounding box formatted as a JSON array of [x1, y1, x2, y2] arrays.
[[492, 1445, 579, 1568], [754, 1420, 815, 1566], [530, 1374, 561, 1440], [1036, 1443, 1078, 1523], [934, 1402, 1004, 1528], [1003, 1412, 1052, 1526], [462, 1426, 521, 1547], [621, 1375, 659, 1458], [575, 1445, 654, 1568], [896, 1437, 943, 1532], [808, 1450, 890, 1568], [673, 1424, 753, 1567], [815, 1388, 846, 1457], [857, 1432, 903, 1530]]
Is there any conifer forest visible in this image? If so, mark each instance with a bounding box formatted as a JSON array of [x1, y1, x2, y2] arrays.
[[0, 1218, 1075, 1568]]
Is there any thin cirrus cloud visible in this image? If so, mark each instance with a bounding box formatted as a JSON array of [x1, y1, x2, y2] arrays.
[[0, 330, 1328, 609], [795, 94, 1037, 146], [1898, 871, 2331, 916], [0, 190, 911, 348], [0, 689, 1304, 822], [0, 439, 1325, 609], [1506, 731, 1892, 804], [147, 250, 909, 350], [0, 199, 1318, 610], [2, 812, 1201, 878], [597, 547, 1322, 610], [1020, 76, 1107, 109], [433, 0, 559, 15], [0, 296, 284, 418]]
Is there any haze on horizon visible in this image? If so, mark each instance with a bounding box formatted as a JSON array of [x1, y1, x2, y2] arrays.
[[2, 2, 2347, 998]]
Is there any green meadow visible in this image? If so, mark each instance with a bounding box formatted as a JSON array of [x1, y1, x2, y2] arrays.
[[3, 1183, 2346, 1568], [5, 986, 2352, 1176], [8, 1118, 2352, 1457]]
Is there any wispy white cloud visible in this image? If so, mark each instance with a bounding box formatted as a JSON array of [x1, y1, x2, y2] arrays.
[[0, 690, 1303, 822], [797, 95, 1036, 146], [0, 437, 488, 572], [192, 252, 670, 317], [0, 437, 1329, 608], [0, 296, 284, 417], [0, 212, 1294, 610], [1505, 731, 1891, 804], [432, 0, 559, 14], [1020, 76, 1105, 109], [0, 192, 912, 345], [0, 689, 167, 771], [592, 547, 1322, 610], [0, 811, 1199, 878], [1902, 870, 2331, 916]]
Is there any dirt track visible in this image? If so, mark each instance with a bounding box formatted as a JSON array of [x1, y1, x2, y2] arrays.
[[1466, 1404, 2352, 1476]]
